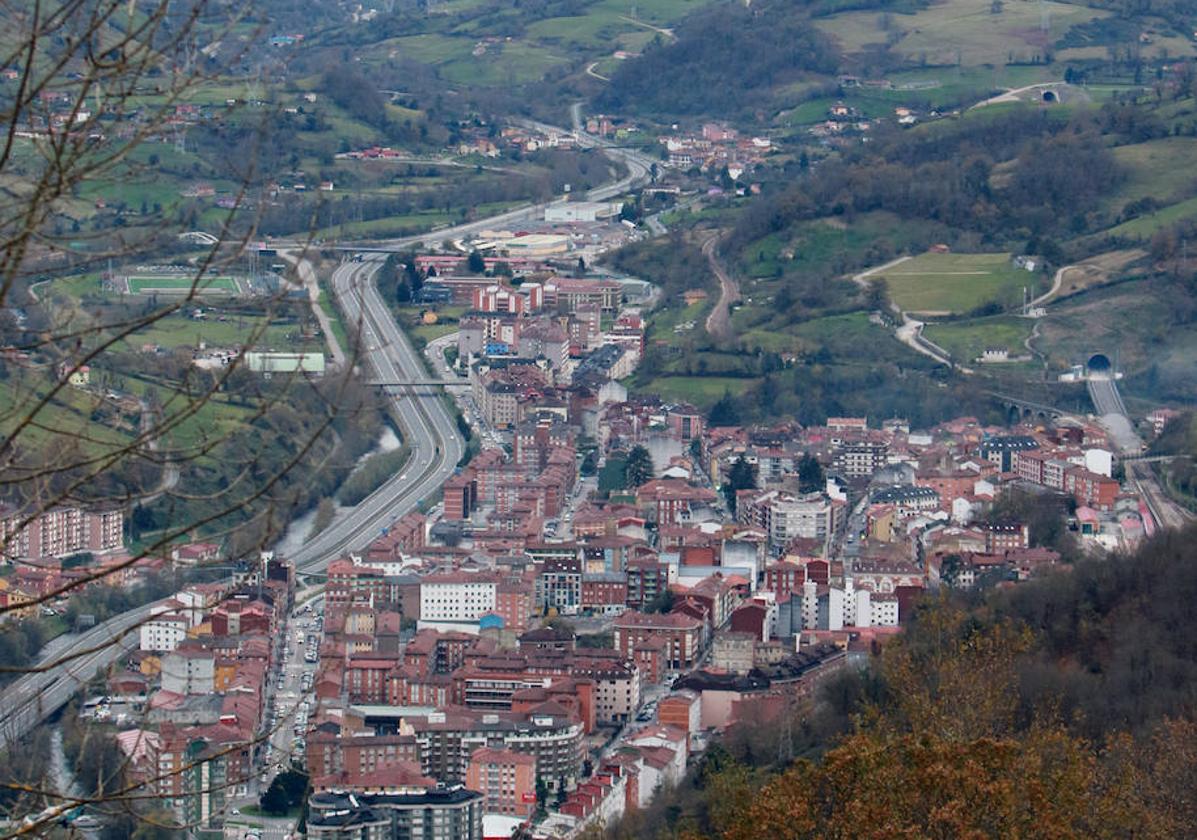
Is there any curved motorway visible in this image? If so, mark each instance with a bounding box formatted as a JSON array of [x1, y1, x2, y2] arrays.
[[0, 118, 654, 744], [289, 253, 466, 574]]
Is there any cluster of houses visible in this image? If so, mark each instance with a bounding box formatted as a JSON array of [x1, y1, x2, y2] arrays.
[[658, 122, 773, 176], [18, 401, 1166, 838], [108, 557, 296, 827]]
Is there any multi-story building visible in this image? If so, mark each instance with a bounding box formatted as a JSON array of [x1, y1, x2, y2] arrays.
[[306, 786, 484, 840], [1064, 467, 1120, 510], [465, 747, 537, 818], [160, 648, 215, 695], [738, 490, 841, 550], [0, 504, 123, 560], [983, 522, 1030, 552], [419, 573, 498, 625], [635, 479, 719, 528], [870, 485, 941, 515], [711, 631, 755, 673], [327, 558, 389, 608], [979, 435, 1039, 472], [832, 441, 888, 478], [613, 611, 704, 669], [411, 708, 585, 791], [566, 655, 640, 724], [625, 559, 667, 610], [307, 729, 421, 783], [442, 475, 477, 522], [139, 612, 189, 653], [535, 557, 582, 615], [763, 561, 806, 598], [155, 727, 233, 830], [581, 572, 627, 614]]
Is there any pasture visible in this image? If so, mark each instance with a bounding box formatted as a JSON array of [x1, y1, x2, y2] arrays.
[[815, 0, 1106, 66], [877, 252, 1039, 315]]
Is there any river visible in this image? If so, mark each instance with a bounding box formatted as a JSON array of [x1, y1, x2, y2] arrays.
[[273, 425, 402, 556]]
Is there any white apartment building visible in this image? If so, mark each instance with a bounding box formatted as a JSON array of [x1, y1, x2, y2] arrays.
[[419, 574, 497, 623], [769, 494, 837, 548], [140, 612, 189, 652]]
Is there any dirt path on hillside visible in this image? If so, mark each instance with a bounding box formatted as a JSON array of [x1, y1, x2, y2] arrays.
[[280, 249, 347, 369], [703, 233, 739, 343], [1039, 249, 1145, 304]]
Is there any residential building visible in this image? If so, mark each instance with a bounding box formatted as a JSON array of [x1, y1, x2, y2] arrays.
[[465, 747, 536, 818], [613, 611, 704, 669], [420, 573, 498, 625], [306, 786, 484, 840], [0, 504, 123, 561]]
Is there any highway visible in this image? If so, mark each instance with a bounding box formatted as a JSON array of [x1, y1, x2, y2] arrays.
[[288, 253, 467, 574], [1086, 375, 1193, 531], [0, 116, 651, 748], [0, 610, 144, 751]]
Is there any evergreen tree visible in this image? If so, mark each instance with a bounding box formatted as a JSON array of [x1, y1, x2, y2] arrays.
[[721, 456, 757, 513], [467, 250, 486, 273], [797, 452, 824, 493], [624, 444, 655, 488], [709, 390, 741, 427]]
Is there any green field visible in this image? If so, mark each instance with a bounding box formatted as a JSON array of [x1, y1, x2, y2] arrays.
[[637, 375, 762, 406], [922, 315, 1034, 363], [127, 276, 239, 294], [122, 313, 309, 351], [740, 212, 938, 281], [1105, 196, 1197, 238], [646, 300, 710, 349], [1106, 137, 1197, 211], [0, 377, 136, 456], [878, 252, 1040, 314], [815, 0, 1106, 66]]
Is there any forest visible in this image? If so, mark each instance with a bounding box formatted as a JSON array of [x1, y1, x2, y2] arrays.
[[729, 107, 1129, 261], [596, 0, 840, 117], [601, 525, 1197, 839]]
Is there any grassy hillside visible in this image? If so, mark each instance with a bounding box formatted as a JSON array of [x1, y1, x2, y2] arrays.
[[815, 0, 1112, 65]]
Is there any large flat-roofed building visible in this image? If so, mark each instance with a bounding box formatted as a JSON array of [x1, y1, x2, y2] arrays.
[[245, 351, 326, 376], [543, 201, 623, 223], [496, 234, 570, 258]]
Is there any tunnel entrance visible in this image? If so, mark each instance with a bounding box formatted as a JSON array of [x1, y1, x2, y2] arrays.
[[1087, 353, 1112, 377], [1042, 90, 1058, 102]]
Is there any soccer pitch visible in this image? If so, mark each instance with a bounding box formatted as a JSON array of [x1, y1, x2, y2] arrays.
[[126, 275, 239, 294]]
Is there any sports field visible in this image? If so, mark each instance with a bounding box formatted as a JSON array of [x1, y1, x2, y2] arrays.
[[879, 252, 1039, 315], [126, 275, 239, 294]]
